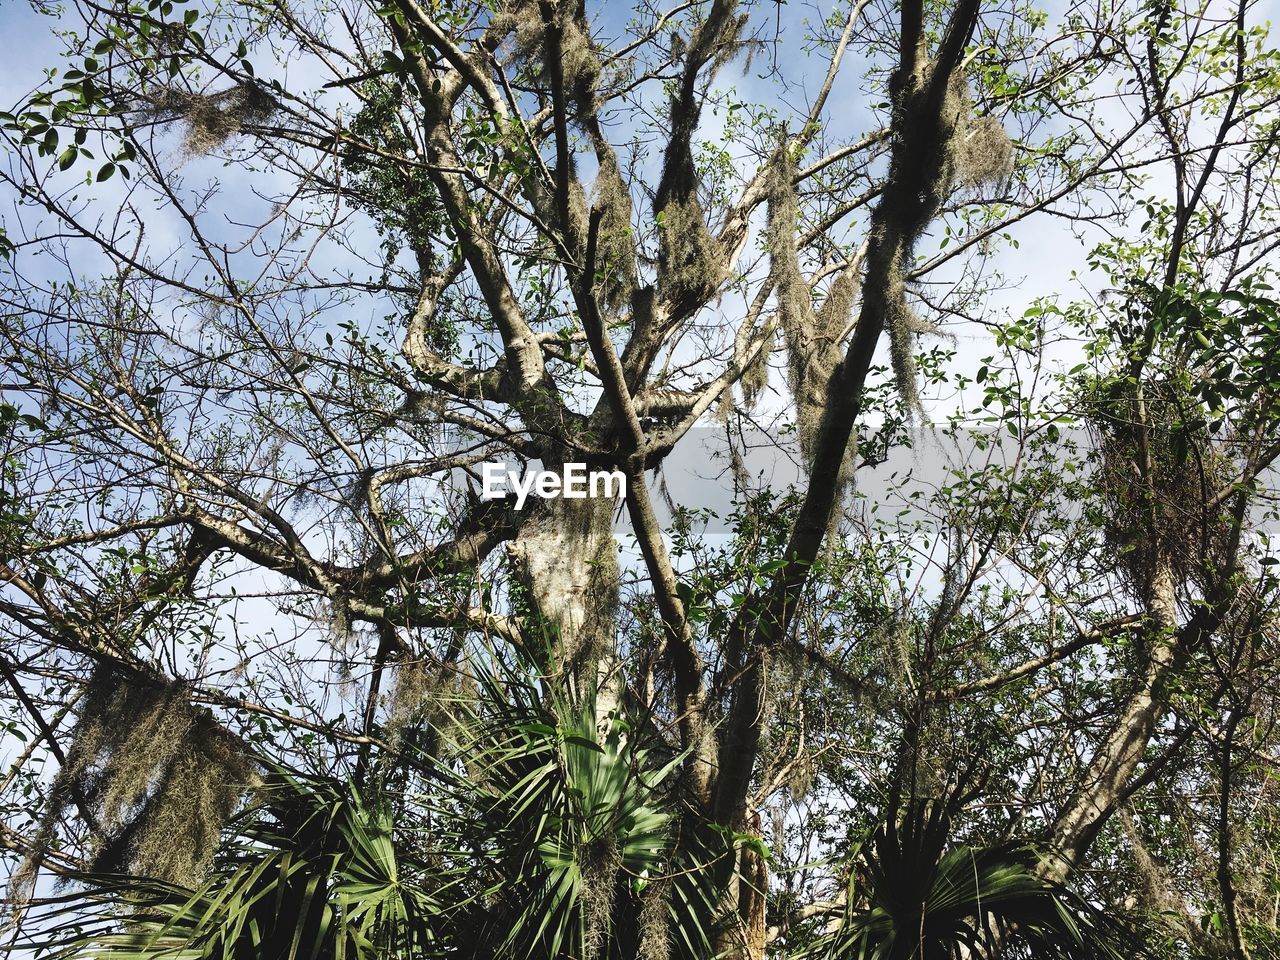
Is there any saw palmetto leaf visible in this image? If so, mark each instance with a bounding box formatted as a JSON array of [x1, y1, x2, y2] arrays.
[[13, 770, 441, 960], [8, 651, 716, 960], [801, 800, 1134, 960]]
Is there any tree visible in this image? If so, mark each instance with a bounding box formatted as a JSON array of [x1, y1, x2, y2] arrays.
[[1, 0, 1280, 956]]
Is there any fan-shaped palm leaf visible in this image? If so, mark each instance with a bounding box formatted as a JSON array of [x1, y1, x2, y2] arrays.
[[802, 800, 1134, 960], [15, 770, 440, 960]]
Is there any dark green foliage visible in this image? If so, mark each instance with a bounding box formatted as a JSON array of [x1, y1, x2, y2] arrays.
[[9, 653, 720, 960], [805, 801, 1132, 960], [20, 770, 436, 960]]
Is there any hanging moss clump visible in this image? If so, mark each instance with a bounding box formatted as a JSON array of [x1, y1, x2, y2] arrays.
[[956, 114, 1014, 186], [946, 70, 1014, 188], [739, 325, 773, 409], [656, 192, 725, 311], [867, 59, 1013, 414], [579, 832, 623, 960], [592, 151, 637, 312], [881, 255, 939, 413], [19, 666, 256, 891], [498, 0, 603, 117], [651, 5, 754, 313], [765, 140, 861, 462], [925, 66, 1014, 190], [638, 877, 673, 960], [1090, 374, 1235, 593], [143, 83, 276, 155]]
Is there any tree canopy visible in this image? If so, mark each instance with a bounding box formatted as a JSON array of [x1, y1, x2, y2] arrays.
[[2, 0, 1280, 956]]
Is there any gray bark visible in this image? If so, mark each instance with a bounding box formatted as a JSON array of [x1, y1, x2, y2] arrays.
[[507, 494, 620, 693], [1045, 559, 1179, 877]]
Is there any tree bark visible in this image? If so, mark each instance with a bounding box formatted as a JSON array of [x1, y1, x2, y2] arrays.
[[1045, 559, 1180, 877], [507, 494, 620, 696]]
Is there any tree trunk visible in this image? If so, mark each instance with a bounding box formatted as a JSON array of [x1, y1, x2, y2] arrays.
[[507, 494, 620, 709], [1045, 558, 1180, 877]]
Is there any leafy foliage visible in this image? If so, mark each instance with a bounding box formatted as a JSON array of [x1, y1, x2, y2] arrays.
[[806, 801, 1131, 960], [9, 653, 724, 960]]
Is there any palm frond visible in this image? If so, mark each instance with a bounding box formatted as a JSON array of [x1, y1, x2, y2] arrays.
[[799, 801, 1136, 960], [12, 770, 442, 960]]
